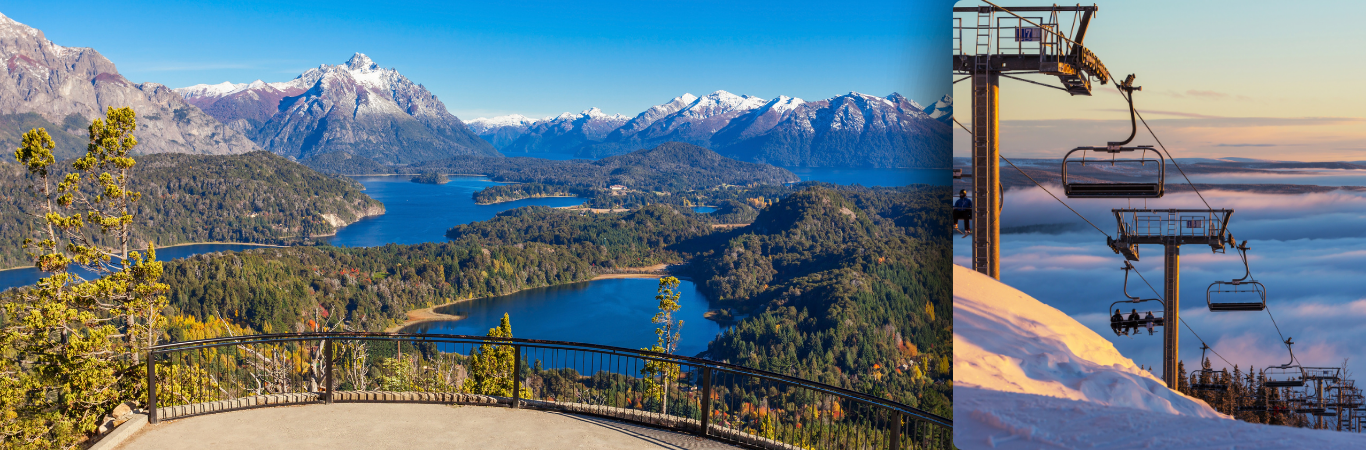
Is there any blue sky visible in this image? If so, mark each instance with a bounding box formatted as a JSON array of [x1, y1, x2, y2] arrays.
[[4, 0, 950, 119]]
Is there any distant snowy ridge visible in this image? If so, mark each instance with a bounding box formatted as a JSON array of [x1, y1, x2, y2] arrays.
[[470, 89, 950, 168], [953, 264, 1366, 449], [465, 114, 541, 134]]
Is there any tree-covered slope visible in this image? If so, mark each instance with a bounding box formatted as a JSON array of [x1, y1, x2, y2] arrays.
[[0, 151, 382, 268]]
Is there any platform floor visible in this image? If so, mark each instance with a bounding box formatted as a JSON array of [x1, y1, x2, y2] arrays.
[[119, 402, 739, 449]]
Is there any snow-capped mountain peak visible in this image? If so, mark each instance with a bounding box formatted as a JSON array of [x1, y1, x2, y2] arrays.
[[677, 90, 767, 119], [767, 95, 805, 114], [172, 53, 497, 163], [346, 52, 378, 71], [921, 94, 953, 124]]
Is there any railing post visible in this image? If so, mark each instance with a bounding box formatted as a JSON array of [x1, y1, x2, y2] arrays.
[[890, 412, 902, 450], [511, 344, 521, 409], [146, 352, 158, 424], [324, 338, 334, 404], [699, 367, 712, 437]]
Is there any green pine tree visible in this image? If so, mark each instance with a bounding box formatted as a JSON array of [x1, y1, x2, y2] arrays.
[[1, 107, 169, 449], [463, 313, 525, 397], [641, 276, 683, 415]]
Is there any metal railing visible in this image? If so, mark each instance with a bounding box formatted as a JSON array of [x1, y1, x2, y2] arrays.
[[1113, 209, 1233, 239], [952, 13, 1063, 61], [147, 332, 952, 449]]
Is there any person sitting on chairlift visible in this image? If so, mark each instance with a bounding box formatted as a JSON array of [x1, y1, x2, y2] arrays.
[[953, 190, 972, 235], [1127, 309, 1141, 335], [1144, 311, 1156, 335], [1111, 309, 1125, 335]]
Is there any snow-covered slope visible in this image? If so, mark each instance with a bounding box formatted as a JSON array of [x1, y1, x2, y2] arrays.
[[953, 264, 1366, 449]]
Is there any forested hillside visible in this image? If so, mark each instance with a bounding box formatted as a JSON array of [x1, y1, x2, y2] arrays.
[[0, 152, 382, 268], [695, 187, 952, 416], [160, 242, 598, 335], [446, 204, 714, 268]]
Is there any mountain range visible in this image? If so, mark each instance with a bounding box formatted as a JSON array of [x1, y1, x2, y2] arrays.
[[0, 13, 257, 159], [1, 12, 945, 169], [176, 53, 497, 164], [468, 107, 629, 156], [471, 90, 951, 168]]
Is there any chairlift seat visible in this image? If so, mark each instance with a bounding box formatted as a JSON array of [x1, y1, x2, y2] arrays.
[[1064, 182, 1164, 198], [1061, 146, 1165, 199], [1265, 379, 1305, 388], [1207, 280, 1267, 312], [1208, 302, 1265, 312]]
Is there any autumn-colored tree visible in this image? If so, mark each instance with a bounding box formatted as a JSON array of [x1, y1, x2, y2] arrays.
[[641, 276, 683, 414], [1, 107, 169, 449]]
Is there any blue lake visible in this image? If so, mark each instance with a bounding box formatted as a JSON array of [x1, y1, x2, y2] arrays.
[[692, 206, 717, 213], [323, 175, 585, 247], [0, 243, 272, 292], [410, 278, 721, 358]]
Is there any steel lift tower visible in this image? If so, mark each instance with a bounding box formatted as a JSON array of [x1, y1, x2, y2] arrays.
[[1108, 210, 1233, 389], [952, 4, 1111, 279]]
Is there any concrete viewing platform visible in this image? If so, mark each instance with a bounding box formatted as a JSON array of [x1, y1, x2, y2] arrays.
[[117, 402, 740, 449]]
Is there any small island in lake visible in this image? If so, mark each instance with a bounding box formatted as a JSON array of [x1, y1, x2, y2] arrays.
[[411, 172, 450, 185]]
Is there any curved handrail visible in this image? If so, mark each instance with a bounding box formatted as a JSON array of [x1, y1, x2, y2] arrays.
[[150, 331, 953, 429]]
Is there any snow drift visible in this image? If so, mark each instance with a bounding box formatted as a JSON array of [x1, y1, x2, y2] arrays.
[[953, 264, 1366, 449]]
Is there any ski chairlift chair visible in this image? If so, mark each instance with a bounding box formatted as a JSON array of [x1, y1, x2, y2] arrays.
[[1235, 394, 1270, 412], [1189, 343, 1230, 391], [1295, 396, 1329, 416], [1060, 74, 1165, 199], [1265, 337, 1306, 388], [1240, 393, 1278, 413], [1061, 146, 1165, 198], [1264, 395, 1303, 414], [1107, 261, 1166, 337], [1207, 240, 1267, 312]]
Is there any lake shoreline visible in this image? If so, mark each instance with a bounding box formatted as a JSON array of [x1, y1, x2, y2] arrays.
[[474, 194, 580, 206], [0, 241, 287, 272], [390, 265, 685, 331]]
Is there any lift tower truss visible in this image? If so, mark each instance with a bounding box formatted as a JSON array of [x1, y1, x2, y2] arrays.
[[953, 4, 1112, 279], [1109, 209, 1232, 389]]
